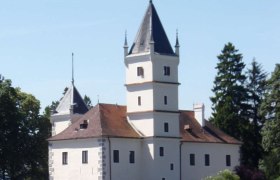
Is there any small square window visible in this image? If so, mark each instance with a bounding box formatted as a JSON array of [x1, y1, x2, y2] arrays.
[[138, 96, 141, 106], [159, 147, 164, 157], [62, 152, 68, 165], [226, 155, 231, 166], [129, 151, 135, 164], [164, 66, 170, 76], [113, 150, 119, 163], [190, 154, 195, 166], [82, 150, 88, 164], [164, 123, 169, 132], [205, 154, 210, 166], [137, 67, 144, 76]]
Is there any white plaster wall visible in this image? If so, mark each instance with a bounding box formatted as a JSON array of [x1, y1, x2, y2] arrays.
[[51, 115, 71, 136], [126, 83, 153, 113], [49, 138, 108, 180], [181, 142, 240, 180], [153, 83, 179, 111], [127, 113, 154, 136], [125, 61, 153, 85], [110, 138, 142, 180], [153, 112, 180, 137], [152, 54, 179, 83], [141, 138, 181, 180]]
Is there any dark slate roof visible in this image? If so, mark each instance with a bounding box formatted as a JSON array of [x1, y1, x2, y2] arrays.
[[49, 104, 141, 141], [49, 103, 240, 145], [129, 1, 175, 55], [55, 84, 89, 115]]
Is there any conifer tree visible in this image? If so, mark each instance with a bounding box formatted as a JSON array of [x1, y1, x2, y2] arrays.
[[260, 64, 280, 179], [210, 42, 248, 140], [242, 59, 267, 167]]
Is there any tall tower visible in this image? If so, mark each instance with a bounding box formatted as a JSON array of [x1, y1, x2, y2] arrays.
[[125, 1, 180, 138]]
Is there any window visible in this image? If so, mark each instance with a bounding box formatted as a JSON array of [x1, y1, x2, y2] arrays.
[[226, 155, 231, 166], [164, 96, 168, 105], [164, 66, 170, 76], [62, 152, 68, 165], [164, 123, 169, 132], [162, 178, 165, 180], [190, 154, 195, 166], [138, 96, 141, 106], [159, 147, 164, 157], [170, 163, 174, 170], [113, 150, 119, 163], [205, 154, 210, 166], [137, 67, 144, 76], [129, 151, 135, 163], [82, 150, 88, 164]]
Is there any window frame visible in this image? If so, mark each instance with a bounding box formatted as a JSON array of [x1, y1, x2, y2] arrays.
[[190, 153, 195, 166], [164, 96, 168, 105], [82, 150, 88, 164], [137, 67, 144, 77], [226, 155, 231, 166], [62, 152, 68, 165], [164, 66, 170, 76], [113, 150, 119, 163], [164, 123, 169, 132], [129, 151, 135, 164], [159, 147, 164, 157], [138, 96, 141, 106], [205, 154, 210, 166]]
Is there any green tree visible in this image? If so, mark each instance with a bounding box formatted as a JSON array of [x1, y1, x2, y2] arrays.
[[0, 76, 51, 179], [83, 95, 92, 109], [242, 59, 267, 167], [260, 64, 280, 179], [210, 43, 249, 140]]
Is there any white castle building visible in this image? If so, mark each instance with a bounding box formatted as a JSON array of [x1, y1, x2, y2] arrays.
[[48, 1, 241, 180]]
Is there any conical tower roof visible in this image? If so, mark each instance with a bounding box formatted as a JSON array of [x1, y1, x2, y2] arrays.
[[129, 1, 174, 55], [55, 84, 89, 115]]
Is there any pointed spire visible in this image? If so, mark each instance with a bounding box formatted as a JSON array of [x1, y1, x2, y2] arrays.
[[124, 30, 129, 57], [71, 53, 75, 85], [129, 1, 174, 55], [175, 29, 180, 56]]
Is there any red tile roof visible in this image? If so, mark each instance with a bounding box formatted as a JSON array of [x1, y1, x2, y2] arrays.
[[49, 104, 241, 145]]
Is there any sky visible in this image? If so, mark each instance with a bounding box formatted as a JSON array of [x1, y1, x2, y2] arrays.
[[1, 0, 280, 118]]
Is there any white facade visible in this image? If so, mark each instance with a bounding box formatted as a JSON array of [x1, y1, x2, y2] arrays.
[[49, 2, 240, 180]]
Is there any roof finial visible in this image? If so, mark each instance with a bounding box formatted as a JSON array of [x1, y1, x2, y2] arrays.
[[72, 52, 75, 85], [175, 29, 180, 47], [150, 0, 153, 4], [124, 30, 128, 47]]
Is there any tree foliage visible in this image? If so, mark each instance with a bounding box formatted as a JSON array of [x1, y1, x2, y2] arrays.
[[0, 76, 51, 179], [210, 42, 248, 140], [260, 64, 280, 179], [205, 169, 240, 180]]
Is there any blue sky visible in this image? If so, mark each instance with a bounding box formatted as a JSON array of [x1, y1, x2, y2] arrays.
[[1, 0, 279, 118]]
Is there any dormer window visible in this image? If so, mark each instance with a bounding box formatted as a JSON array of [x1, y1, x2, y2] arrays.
[[137, 67, 144, 77], [164, 66, 170, 76], [80, 120, 88, 129]]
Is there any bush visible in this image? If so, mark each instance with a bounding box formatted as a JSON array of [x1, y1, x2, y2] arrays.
[[234, 165, 266, 180], [205, 169, 240, 180]]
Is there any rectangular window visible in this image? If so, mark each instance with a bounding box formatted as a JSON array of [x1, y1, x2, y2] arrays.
[[190, 154, 195, 166], [129, 151, 135, 163], [170, 163, 174, 170], [113, 150, 119, 163], [138, 96, 141, 106], [82, 150, 88, 164], [164, 123, 169, 132], [164, 66, 170, 76], [137, 67, 144, 76], [226, 155, 231, 166], [159, 147, 164, 157], [164, 96, 168, 105], [205, 154, 210, 166], [62, 152, 68, 165]]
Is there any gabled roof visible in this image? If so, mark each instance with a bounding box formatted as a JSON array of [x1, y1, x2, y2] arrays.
[[55, 84, 89, 115], [180, 111, 241, 144], [49, 104, 140, 141], [49, 103, 241, 145], [129, 1, 175, 55]]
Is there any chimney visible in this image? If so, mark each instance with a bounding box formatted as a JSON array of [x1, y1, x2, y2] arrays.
[[194, 103, 205, 127]]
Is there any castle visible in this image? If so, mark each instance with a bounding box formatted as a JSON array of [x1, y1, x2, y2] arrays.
[[48, 1, 241, 180]]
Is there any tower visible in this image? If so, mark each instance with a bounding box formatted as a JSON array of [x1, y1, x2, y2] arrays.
[[124, 2, 181, 179], [125, 1, 180, 138]]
